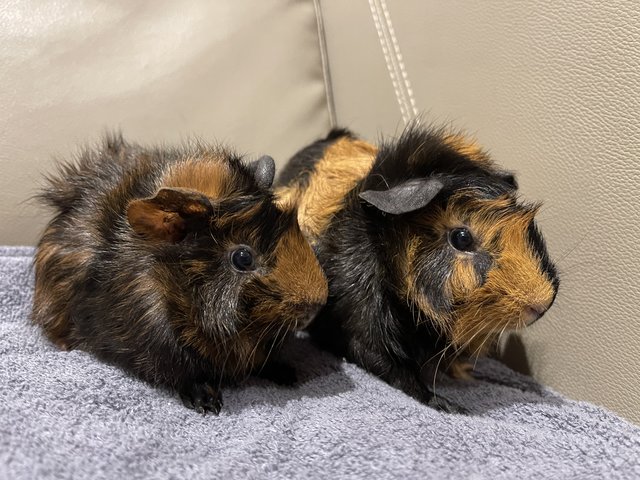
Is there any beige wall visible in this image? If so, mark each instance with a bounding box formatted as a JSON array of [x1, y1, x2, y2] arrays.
[[0, 0, 331, 245], [320, 0, 640, 424]]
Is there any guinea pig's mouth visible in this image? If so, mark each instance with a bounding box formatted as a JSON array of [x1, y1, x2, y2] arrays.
[[288, 302, 323, 330], [520, 303, 550, 327], [449, 299, 552, 357]]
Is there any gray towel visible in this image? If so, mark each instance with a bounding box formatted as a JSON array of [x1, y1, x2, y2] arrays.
[[1, 247, 639, 479]]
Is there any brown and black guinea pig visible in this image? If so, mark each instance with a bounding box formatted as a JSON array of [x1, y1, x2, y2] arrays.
[[275, 125, 559, 412], [32, 134, 328, 414]]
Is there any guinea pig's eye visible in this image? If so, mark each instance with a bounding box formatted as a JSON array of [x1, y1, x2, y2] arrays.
[[230, 246, 256, 272], [449, 228, 475, 252]]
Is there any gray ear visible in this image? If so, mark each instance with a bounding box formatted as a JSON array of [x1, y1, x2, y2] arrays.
[[359, 178, 444, 214], [247, 155, 276, 189], [496, 170, 518, 189]]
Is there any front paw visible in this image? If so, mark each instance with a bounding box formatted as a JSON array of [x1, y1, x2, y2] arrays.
[[256, 361, 297, 386], [448, 359, 475, 381], [179, 382, 223, 415]]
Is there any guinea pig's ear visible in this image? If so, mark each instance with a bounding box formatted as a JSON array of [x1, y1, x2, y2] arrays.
[[359, 178, 444, 215], [496, 170, 518, 189], [247, 155, 276, 189], [126, 187, 213, 243]]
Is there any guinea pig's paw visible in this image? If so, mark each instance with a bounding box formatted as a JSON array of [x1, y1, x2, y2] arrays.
[[427, 394, 469, 415], [179, 382, 223, 415], [255, 361, 298, 387], [447, 360, 475, 381]]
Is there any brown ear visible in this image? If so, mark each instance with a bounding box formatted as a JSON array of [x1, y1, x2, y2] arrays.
[[127, 188, 213, 242]]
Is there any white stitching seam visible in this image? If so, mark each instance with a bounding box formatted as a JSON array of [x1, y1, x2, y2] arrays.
[[313, 0, 337, 128], [368, 0, 418, 125], [379, 0, 419, 119], [368, 0, 409, 123]]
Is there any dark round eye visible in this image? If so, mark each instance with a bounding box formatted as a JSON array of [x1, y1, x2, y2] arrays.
[[230, 246, 256, 272], [449, 228, 475, 252]]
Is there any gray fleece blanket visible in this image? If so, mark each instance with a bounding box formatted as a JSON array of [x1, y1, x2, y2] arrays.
[[1, 247, 639, 480]]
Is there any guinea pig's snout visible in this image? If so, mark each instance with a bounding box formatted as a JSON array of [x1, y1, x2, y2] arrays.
[[522, 302, 551, 326]]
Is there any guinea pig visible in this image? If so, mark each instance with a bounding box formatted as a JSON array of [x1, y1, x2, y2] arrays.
[[32, 133, 328, 414], [276, 126, 559, 412]]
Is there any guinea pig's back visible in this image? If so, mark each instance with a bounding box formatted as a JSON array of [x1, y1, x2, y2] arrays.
[[33, 135, 222, 351], [40, 135, 147, 215], [33, 136, 163, 348], [276, 129, 378, 242]]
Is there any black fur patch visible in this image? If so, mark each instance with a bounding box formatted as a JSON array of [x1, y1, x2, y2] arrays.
[[527, 221, 560, 290]]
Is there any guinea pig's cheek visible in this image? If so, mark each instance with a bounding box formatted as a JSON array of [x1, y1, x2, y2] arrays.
[[449, 287, 515, 352], [271, 228, 329, 309], [249, 297, 280, 324], [446, 255, 482, 300], [268, 297, 323, 330], [244, 284, 315, 332]]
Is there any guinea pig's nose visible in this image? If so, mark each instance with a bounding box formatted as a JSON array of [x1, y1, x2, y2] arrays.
[[522, 303, 550, 326]]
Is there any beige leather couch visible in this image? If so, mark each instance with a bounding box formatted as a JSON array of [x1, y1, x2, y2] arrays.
[[1, 0, 637, 424]]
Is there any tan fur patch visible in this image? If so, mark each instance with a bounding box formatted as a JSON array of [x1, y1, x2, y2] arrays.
[[274, 184, 304, 212], [270, 226, 328, 307], [448, 359, 474, 380], [402, 235, 448, 331], [164, 157, 232, 200], [447, 255, 481, 300], [443, 133, 492, 167], [32, 256, 74, 349], [32, 224, 93, 349], [277, 137, 378, 242]]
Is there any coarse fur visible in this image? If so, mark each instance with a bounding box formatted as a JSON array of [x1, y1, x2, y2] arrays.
[[275, 125, 559, 411], [32, 133, 328, 414]]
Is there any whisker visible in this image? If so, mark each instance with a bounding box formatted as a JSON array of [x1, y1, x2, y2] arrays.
[[243, 322, 277, 378], [555, 231, 591, 266], [423, 343, 452, 368], [262, 321, 288, 367], [453, 322, 489, 359], [472, 332, 495, 369], [431, 343, 451, 398], [554, 259, 596, 275], [216, 339, 236, 393]]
